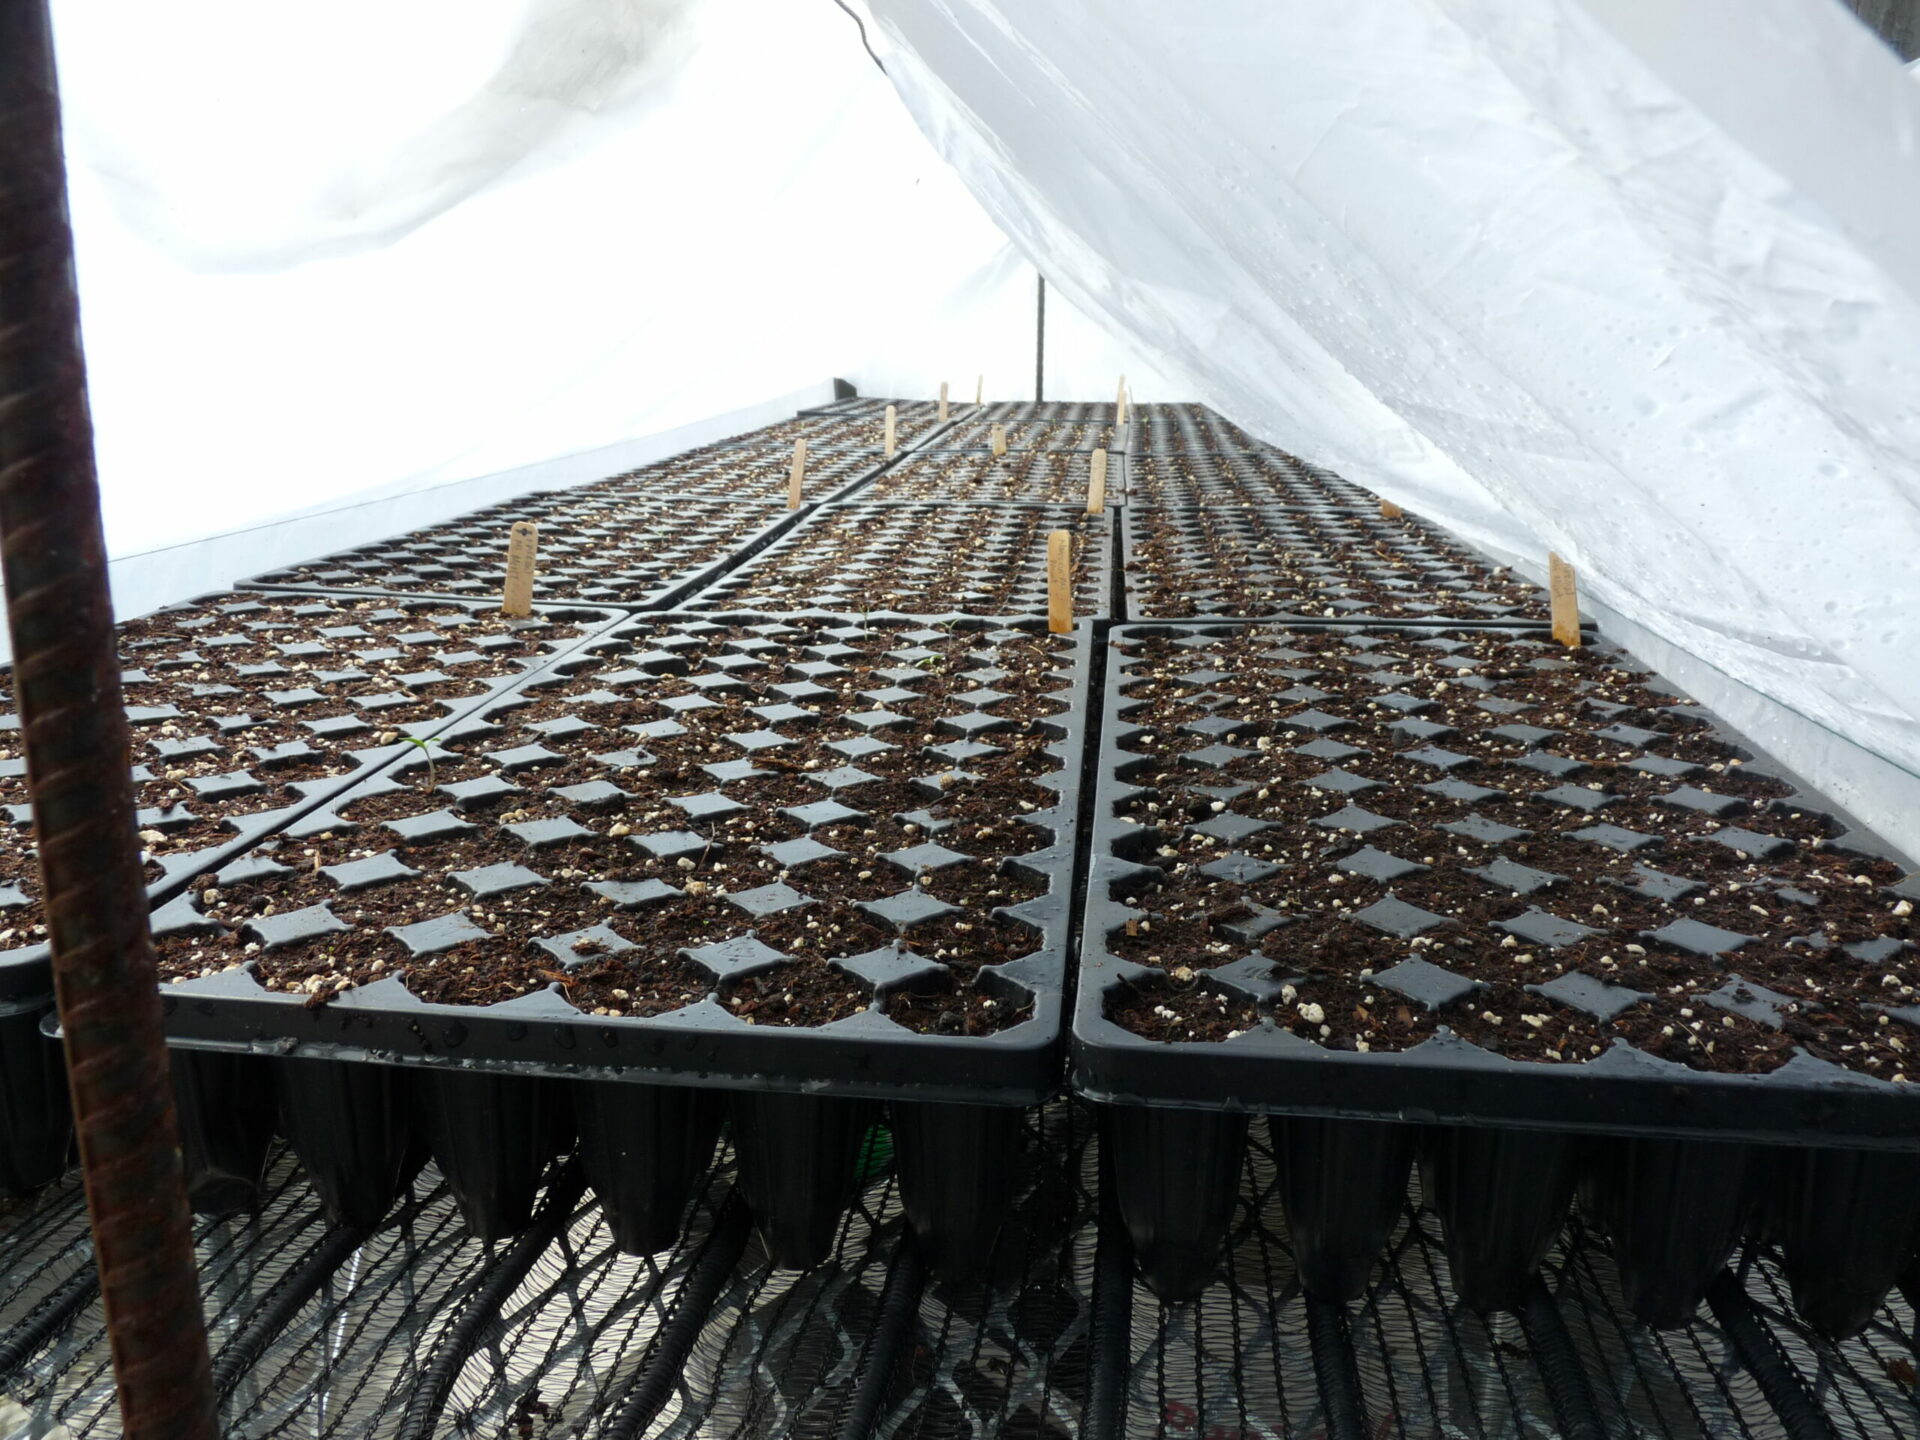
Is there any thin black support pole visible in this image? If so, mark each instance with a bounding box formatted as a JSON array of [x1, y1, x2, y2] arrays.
[[1082, 1133, 1132, 1440], [1035, 273, 1046, 403], [600, 1192, 753, 1440], [1704, 1271, 1839, 1440], [1516, 1280, 1604, 1440], [0, 7, 217, 1437], [834, 1236, 927, 1440], [394, 1161, 587, 1440]]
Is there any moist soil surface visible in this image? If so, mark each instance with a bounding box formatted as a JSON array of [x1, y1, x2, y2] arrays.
[[864, 451, 1107, 505], [930, 420, 1116, 454], [1129, 452, 1376, 508], [1126, 507, 1546, 622], [1134, 407, 1262, 454], [155, 617, 1077, 1036], [699, 506, 1108, 617], [1101, 627, 1915, 1080], [258, 493, 798, 605], [0, 591, 596, 954]]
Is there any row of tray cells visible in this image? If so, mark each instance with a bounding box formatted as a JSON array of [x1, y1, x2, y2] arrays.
[[2, 404, 1908, 1359]]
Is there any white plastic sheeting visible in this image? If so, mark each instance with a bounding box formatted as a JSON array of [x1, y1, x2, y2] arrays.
[[48, 0, 1167, 565], [867, 0, 1920, 855]]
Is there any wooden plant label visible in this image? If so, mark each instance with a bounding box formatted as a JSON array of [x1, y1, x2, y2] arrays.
[[502, 521, 538, 617], [1380, 500, 1404, 519], [990, 423, 1008, 458], [884, 404, 898, 458], [1087, 448, 1108, 514], [974, 374, 983, 406], [1047, 529, 1073, 634], [788, 438, 807, 510], [1549, 552, 1581, 648], [1115, 374, 1128, 426], [938, 382, 949, 422]]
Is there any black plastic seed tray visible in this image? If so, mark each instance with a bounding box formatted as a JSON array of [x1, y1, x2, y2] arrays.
[[924, 419, 1116, 453], [857, 450, 1117, 506], [1122, 504, 1548, 622], [247, 495, 807, 609], [0, 590, 621, 979], [690, 503, 1116, 617], [1075, 621, 1920, 1328], [0, 590, 619, 1198], [708, 413, 935, 452], [153, 613, 1088, 1259], [1127, 450, 1378, 508], [977, 400, 1117, 424], [1132, 404, 1262, 454], [594, 441, 894, 503], [791, 398, 948, 445]]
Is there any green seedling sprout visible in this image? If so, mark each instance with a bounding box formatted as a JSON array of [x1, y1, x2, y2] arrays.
[[399, 735, 445, 792]]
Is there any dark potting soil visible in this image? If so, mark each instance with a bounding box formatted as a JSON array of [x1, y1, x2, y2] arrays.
[[925, 419, 1116, 454], [1100, 627, 1915, 1079], [154, 617, 1077, 1033], [1127, 451, 1374, 508], [697, 506, 1109, 616], [254, 493, 795, 605], [0, 591, 596, 954], [863, 451, 1106, 505], [1126, 506, 1547, 621]]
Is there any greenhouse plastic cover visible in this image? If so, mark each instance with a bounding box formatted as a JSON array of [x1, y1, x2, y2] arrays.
[[866, 0, 1920, 856], [47, 0, 1170, 620], [43, 0, 1920, 854]]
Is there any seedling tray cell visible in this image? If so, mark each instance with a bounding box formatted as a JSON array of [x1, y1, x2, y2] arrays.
[[691, 504, 1116, 617], [1128, 450, 1379, 508], [0, 589, 621, 992], [153, 612, 1089, 1260], [1132, 404, 1263, 454], [975, 401, 1117, 424], [0, 587, 616, 1208], [248, 495, 809, 609], [854, 450, 1117, 506], [1075, 621, 1920, 1323], [594, 442, 893, 504], [718, 412, 942, 452], [1122, 504, 1549, 622], [924, 419, 1117, 454]]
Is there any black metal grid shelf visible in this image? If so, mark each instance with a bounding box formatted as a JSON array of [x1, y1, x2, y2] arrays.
[[3, 1104, 1916, 1437]]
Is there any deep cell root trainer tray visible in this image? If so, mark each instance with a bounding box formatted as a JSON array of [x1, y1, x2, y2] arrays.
[[152, 612, 1089, 1273], [246, 494, 809, 610], [1121, 503, 1548, 623], [0, 588, 620, 1202], [1073, 621, 1920, 1338], [689, 503, 1115, 618]]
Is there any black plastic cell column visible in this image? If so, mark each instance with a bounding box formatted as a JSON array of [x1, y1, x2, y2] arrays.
[[276, 1055, 416, 1230], [1770, 1143, 1920, 1341], [729, 1090, 878, 1269], [891, 1099, 1024, 1283], [414, 1070, 567, 1241], [1423, 1125, 1582, 1313], [1102, 1103, 1247, 1303], [1584, 1136, 1758, 1329], [574, 1078, 723, 1256], [0, 993, 70, 1196], [171, 1049, 276, 1216], [1272, 1115, 1416, 1303]]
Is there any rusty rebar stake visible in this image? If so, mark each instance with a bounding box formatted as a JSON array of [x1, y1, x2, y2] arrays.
[[0, 5, 217, 1437]]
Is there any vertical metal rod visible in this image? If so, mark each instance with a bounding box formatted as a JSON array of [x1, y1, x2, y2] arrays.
[[0, 7, 217, 1438], [834, 1236, 927, 1440], [1516, 1280, 1605, 1440], [1082, 1128, 1132, 1440], [1035, 272, 1046, 403], [1704, 1271, 1839, 1440]]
